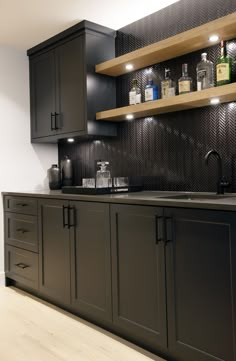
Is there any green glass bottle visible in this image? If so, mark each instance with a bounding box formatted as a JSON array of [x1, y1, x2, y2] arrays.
[[216, 40, 232, 86]]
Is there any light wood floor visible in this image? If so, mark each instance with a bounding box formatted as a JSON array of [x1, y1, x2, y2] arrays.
[[0, 287, 165, 361]]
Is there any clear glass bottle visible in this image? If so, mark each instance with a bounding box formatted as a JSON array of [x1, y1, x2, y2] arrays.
[[196, 53, 214, 91], [178, 64, 192, 94], [161, 68, 176, 98], [216, 40, 232, 86], [144, 76, 158, 102], [96, 161, 111, 188], [129, 79, 141, 105]]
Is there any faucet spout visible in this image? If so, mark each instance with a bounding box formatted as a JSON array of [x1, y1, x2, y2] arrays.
[[204, 149, 229, 194], [204, 149, 222, 183]]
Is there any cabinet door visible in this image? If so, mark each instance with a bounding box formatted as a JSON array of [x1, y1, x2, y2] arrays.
[[56, 35, 86, 134], [70, 201, 112, 323], [165, 208, 236, 361], [110, 204, 167, 351], [30, 51, 56, 138], [38, 199, 70, 305]]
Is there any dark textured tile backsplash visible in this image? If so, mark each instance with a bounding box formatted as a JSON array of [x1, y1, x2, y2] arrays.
[[59, 0, 236, 192]]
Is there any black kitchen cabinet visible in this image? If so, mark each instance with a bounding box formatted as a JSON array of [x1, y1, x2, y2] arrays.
[[5, 193, 236, 361], [165, 207, 236, 361], [38, 199, 70, 305], [70, 201, 112, 324], [28, 21, 116, 142], [30, 51, 56, 139], [38, 198, 112, 324], [110, 204, 167, 352]]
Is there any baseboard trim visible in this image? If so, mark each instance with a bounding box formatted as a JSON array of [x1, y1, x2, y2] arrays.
[[0, 272, 5, 286]]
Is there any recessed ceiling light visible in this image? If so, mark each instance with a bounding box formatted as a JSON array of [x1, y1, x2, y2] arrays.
[[209, 34, 220, 42], [126, 114, 134, 120], [67, 138, 75, 143], [125, 64, 134, 71], [210, 98, 220, 105]]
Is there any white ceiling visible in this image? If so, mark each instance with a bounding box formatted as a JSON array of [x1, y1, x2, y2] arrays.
[[0, 0, 180, 50]]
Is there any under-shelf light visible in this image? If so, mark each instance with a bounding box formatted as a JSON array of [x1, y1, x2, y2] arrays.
[[208, 34, 220, 42], [125, 64, 134, 71], [210, 98, 220, 105], [67, 138, 75, 143], [126, 114, 134, 120]]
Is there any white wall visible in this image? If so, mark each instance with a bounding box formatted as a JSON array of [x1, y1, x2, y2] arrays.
[[0, 46, 58, 285]]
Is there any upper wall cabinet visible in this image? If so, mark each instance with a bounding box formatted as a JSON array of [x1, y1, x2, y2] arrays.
[[28, 21, 117, 143]]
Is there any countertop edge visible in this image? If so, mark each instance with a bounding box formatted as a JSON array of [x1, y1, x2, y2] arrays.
[[3, 190, 236, 212]]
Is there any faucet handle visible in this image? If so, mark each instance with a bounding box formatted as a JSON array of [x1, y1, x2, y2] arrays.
[[219, 176, 230, 194]]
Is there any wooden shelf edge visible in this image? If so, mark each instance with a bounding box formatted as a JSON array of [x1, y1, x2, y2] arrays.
[[96, 12, 236, 77], [96, 83, 236, 122]]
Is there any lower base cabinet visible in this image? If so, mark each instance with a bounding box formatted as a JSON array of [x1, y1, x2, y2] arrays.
[[38, 199, 71, 305], [38, 199, 112, 323], [111, 204, 236, 361], [165, 207, 236, 361], [110, 204, 167, 351], [70, 201, 112, 323], [5, 196, 236, 361]]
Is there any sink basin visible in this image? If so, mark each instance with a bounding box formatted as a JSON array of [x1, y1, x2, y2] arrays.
[[157, 194, 233, 201]]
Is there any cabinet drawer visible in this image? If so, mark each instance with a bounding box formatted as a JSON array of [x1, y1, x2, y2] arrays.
[[4, 196, 37, 215], [5, 213, 38, 252], [5, 245, 39, 290]]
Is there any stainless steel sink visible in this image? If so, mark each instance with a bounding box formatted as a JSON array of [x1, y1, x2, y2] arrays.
[[157, 193, 233, 201]]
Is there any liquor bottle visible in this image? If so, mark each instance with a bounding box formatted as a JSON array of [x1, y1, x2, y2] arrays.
[[129, 79, 141, 105], [178, 64, 192, 95], [161, 68, 176, 98], [144, 76, 158, 102], [196, 53, 214, 91], [216, 40, 232, 86]]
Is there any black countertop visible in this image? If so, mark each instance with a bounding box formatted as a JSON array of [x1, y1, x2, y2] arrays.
[[3, 190, 236, 211]]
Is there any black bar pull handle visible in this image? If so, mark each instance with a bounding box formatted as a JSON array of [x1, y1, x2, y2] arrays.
[[68, 206, 76, 229], [15, 263, 29, 269], [165, 216, 173, 244], [16, 228, 29, 234], [16, 203, 28, 207], [54, 112, 61, 130], [51, 112, 56, 130], [156, 216, 164, 244], [62, 205, 69, 228]]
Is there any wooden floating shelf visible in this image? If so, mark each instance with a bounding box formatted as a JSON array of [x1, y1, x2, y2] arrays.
[[96, 83, 236, 122], [96, 12, 236, 77]]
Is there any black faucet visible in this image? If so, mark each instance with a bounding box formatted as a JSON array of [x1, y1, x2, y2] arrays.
[[204, 150, 230, 194]]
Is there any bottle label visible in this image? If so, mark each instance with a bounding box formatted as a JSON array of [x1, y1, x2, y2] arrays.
[[145, 88, 154, 101], [197, 81, 202, 91], [129, 91, 141, 105], [217, 63, 230, 82], [129, 91, 137, 105], [161, 81, 169, 99], [135, 93, 141, 104], [197, 69, 207, 90], [168, 87, 176, 97], [179, 81, 191, 94]]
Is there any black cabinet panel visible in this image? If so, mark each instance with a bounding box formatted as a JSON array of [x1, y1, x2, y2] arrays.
[[70, 201, 112, 323], [110, 204, 167, 351], [56, 36, 86, 134], [5, 213, 38, 252], [4, 196, 37, 215], [38, 199, 70, 305], [30, 51, 56, 138], [5, 245, 39, 290], [165, 208, 236, 361]]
